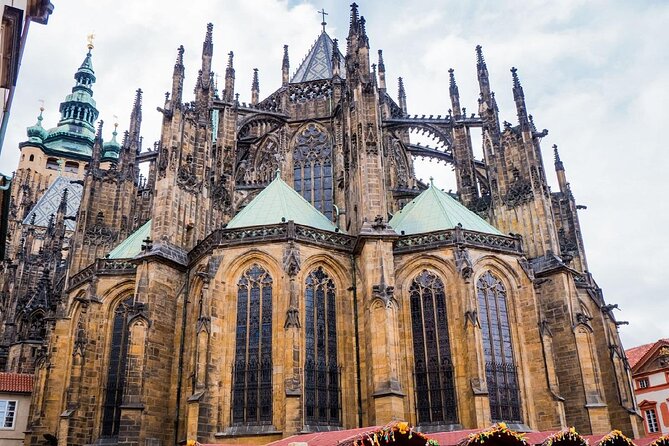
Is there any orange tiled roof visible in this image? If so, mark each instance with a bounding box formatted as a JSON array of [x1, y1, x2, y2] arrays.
[[626, 338, 669, 369], [0, 372, 34, 393]]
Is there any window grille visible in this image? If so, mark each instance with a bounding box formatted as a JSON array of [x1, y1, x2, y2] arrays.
[[101, 297, 133, 437], [645, 408, 659, 433], [410, 270, 457, 425], [232, 265, 273, 425], [304, 267, 340, 425], [477, 271, 522, 423], [293, 124, 333, 220]]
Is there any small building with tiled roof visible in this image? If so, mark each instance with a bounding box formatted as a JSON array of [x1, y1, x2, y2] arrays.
[[0, 372, 34, 446], [626, 339, 669, 437]]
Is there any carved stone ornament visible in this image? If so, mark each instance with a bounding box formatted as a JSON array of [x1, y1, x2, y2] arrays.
[[518, 256, 535, 281], [365, 123, 378, 154], [176, 155, 202, 193], [454, 245, 473, 281], [372, 283, 395, 308], [72, 317, 87, 357], [471, 377, 488, 395], [284, 306, 300, 329], [504, 167, 533, 207], [371, 214, 388, 231], [464, 309, 480, 329], [84, 212, 115, 245], [282, 241, 301, 277]]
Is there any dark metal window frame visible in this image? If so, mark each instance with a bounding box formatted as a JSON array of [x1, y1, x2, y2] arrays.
[[101, 296, 133, 437], [410, 270, 458, 425], [232, 264, 273, 425], [293, 124, 334, 220], [477, 271, 522, 423], [304, 267, 341, 426]]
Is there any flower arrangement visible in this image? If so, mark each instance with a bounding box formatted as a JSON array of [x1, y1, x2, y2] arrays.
[[348, 421, 439, 446], [648, 435, 669, 446], [596, 430, 635, 446], [542, 427, 588, 446], [463, 422, 528, 446]]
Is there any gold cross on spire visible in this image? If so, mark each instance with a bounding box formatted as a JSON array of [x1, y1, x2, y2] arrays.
[[86, 32, 95, 50], [318, 8, 328, 32]]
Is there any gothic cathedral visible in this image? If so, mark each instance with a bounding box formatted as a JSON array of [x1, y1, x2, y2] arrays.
[[0, 4, 641, 446]]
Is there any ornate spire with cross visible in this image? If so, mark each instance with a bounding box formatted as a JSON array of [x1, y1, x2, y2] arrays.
[[318, 8, 328, 32]]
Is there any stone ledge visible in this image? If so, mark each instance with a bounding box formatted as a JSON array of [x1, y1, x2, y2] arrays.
[[215, 425, 282, 438]]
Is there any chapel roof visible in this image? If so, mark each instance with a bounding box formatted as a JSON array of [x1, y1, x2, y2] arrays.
[[291, 30, 345, 83], [107, 219, 152, 259], [227, 173, 341, 233], [0, 372, 34, 393], [389, 181, 502, 236], [23, 176, 83, 231]]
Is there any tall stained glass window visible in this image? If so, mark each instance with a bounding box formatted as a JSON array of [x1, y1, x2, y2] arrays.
[[477, 271, 522, 422], [232, 265, 273, 424], [101, 296, 133, 437], [410, 270, 457, 424], [293, 124, 333, 220], [304, 267, 340, 425]]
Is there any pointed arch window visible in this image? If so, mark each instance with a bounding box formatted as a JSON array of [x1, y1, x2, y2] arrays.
[[476, 271, 522, 422], [293, 124, 333, 220], [304, 267, 340, 425], [410, 270, 457, 425], [232, 265, 273, 424], [102, 296, 133, 437]]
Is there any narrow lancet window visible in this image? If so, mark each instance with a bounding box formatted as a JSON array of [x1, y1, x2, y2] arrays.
[[304, 267, 340, 425], [101, 296, 133, 437], [293, 124, 333, 219], [477, 271, 522, 422], [410, 270, 457, 425], [232, 265, 273, 424]]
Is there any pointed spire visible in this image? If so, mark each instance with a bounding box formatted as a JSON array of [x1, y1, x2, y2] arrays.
[[510, 67, 529, 130], [476, 45, 493, 106], [349, 2, 360, 35], [371, 63, 377, 87], [128, 88, 142, 154], [398, 77, 407, 115], [448, 68, 461, 118], [203, 22, 213, 56], [553, 144, 564, 171], [58, 188, 68, 215], [224, 51, 235, 102], [282, 45, 290, 86], [332, 39, 341, 77], [171, 45, 185, 105], [377, 50, 386, 90], [90, 120, 104, 171], [251, 68, 259, 105]]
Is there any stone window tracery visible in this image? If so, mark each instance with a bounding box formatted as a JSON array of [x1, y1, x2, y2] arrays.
[[410, 270, 457, 425], [101, 296, 133, 437], [293, 124, 333, 220], [476, 271, 522, 422], [232, 264, 273, 425], [304, 267, 340, 425]]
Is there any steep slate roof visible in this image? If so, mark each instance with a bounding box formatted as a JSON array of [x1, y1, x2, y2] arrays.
[[22, 176, 83, 231], [107, 219, 152, 259], [291, 31, 345, 83], [389, 181, 502, 235], [0, 372, 34, 393], [227, 174, 341, 233], [626, 338, 669, 369]]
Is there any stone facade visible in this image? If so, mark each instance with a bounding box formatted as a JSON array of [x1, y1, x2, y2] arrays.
[[0, 4, 642, 446]]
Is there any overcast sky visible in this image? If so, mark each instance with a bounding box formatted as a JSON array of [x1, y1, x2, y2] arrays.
[[0, 0, 666, 348]]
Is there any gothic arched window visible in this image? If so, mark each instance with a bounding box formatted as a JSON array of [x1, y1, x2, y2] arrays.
[[293, 124, 333, 220], [232, 265, 273, 424], [410, 270, 457, 425], [102, 296, 133, 437], [476, 271, 522, 422], [304, 267, 340, 425]]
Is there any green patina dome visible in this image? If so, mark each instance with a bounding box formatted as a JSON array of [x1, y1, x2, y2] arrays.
[[26, 109, 48, 143], [102, 127, 121, 160]]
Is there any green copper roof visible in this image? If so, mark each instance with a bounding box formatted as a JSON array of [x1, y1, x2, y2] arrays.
[[26, 110, 48, 142], [102, 129, 121, 159], [389, 182, 502, 235], [227, 174, 341, 233], [107, 219, 152, 259]]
